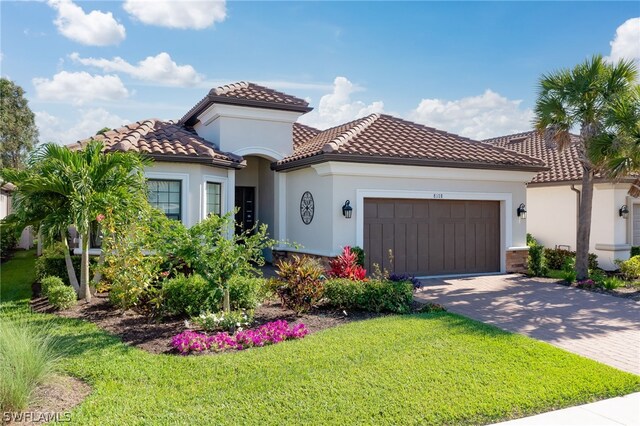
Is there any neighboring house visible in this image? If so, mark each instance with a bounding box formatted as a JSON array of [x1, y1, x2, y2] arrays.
[[72, 82, 546, 277], [1, 183, 34, 250], [485, 131, 638, 270]]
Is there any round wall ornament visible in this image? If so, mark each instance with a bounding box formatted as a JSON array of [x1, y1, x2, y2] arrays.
[[300, 191, 314, 224]]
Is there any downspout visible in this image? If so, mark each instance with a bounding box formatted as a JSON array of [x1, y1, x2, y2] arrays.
[[570, 184, 581, 244]]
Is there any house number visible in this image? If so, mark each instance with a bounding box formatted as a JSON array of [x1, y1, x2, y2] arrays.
[[433, 193, 444, 199]]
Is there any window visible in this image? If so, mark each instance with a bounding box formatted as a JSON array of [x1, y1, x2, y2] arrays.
[[206, 182, 222, 216], [148, 179, 182, 220]]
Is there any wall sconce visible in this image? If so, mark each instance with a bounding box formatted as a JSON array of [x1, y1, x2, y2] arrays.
[[342, 200, 353, 219], [619, 205, 629, 219], [517, 203, 527, 219]]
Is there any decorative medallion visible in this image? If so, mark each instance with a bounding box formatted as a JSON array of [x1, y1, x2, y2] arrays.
[[300, 191, 315, 224]]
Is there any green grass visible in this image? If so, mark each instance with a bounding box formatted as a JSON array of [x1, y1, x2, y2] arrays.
[[0, 250, 36, 302], [545, 269, 566, 280], [1, 253, 639, 425]]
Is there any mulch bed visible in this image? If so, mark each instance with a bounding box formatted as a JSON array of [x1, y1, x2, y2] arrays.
[[549, 278, 640, 301], [5, 375, 91, 425], [56, 293, 392, 355]]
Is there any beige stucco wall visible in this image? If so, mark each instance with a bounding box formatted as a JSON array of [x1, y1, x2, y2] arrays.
[[145, 161, 231, 228], [527, 183, 634, 270], [282, 161, 534, 273]]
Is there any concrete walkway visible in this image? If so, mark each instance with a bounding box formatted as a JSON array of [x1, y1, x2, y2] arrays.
[[415, 274, 640, 375], [493, 392, 640, 425]]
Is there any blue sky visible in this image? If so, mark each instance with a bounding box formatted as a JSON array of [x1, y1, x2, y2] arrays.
[[1, 1, 638, 144]]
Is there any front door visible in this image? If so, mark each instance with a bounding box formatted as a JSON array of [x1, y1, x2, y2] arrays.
[[235, 187, 255, 234]]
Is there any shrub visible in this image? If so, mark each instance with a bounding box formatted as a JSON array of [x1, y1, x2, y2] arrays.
[[631, 247, 640, 257], [40, 276, 65, 298], [589, 269, 607, 285], [576, 279, 597, 290], [324, 278, 414, 314], [616, 255, 640, 280], [602, 277, 624, 290], [0, 221, 20, 259], [350, 246, 365, 267], [0, 317, 61, 412], [526, 233, 538, 246], [328, 246, 366, 280], [228, 275, 268, 311], [561, 257, 577, 283], [527, 244, 548, 277], [171, 321, 309, 355], [35, 243, 96, 286], [162, 274, 219, 317], [271, 256, 325, 314], [544, 248, 598, 271], [47, 285, 77, 310], [191, 310, 253, 333]]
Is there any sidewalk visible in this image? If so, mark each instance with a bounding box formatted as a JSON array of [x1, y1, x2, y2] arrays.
[[493, 392, 640, 425]]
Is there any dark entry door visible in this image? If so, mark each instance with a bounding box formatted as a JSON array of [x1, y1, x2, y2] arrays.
[[235, 187, 255, 234]]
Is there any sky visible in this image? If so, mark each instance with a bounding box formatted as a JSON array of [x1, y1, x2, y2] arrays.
[[1, 1, 639, 145]]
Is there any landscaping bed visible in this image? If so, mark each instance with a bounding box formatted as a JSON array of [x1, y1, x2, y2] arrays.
[[57, 293, 392, 354]]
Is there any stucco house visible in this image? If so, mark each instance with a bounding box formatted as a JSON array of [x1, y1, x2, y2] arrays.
[[73, 82, 547, 277], [485, 130, 639, 270]]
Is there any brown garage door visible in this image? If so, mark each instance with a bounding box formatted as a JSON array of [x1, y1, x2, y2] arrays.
[[363, 198, 500, 276]]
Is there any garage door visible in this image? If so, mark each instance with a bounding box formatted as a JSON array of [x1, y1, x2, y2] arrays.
[[633, 204, 640, 246], [363, 198, 500, 276]]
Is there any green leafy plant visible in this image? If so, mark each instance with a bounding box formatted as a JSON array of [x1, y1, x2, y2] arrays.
[[602, 276, 625, 290], [527, 244, 548, 277], [324, 278, 413, 314], [47, 284, 77, 310], [589, 269, 607, 285], [40, 275, 65, 297], [35, 243, 96, 286], [544, 248, 598, 271], [526, 233, 538, 246], [350, 246, 366, 267], [228, 275, 268, 311], [416, 303, 447, 313], [615, 255, 640, 280], [0, 220, 20, 259], [162, 274, 219, 317], [270, 255, 325, 314], [631, 247, 640, 257], [0, 317, 61, 412], [561, 257, 577, 283]]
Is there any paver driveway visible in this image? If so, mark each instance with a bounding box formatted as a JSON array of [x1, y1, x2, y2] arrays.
[[415, 274, 640, 375]]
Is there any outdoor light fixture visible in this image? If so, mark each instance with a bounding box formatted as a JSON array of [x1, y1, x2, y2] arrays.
[[342, 200, 353, 219], [517, 203, 527, 219], [619, 204, 629, 219]]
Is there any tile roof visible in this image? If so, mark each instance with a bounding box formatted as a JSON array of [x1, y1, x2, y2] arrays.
[[180, 81, 312, 126], [483, 130, 584, 184], [70, 119, 243, 168], [278, 114, 546, 171]]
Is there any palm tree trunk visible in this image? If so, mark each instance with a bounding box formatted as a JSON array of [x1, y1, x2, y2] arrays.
[[37, 227, 43, 257], [61, 230, 80, 293], [92, 248, 105, 285], [576, 169, 594, 280], [79, 233, 91, 302]]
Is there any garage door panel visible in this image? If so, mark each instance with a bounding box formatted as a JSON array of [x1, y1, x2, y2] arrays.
[[364, 198, 500, 276]]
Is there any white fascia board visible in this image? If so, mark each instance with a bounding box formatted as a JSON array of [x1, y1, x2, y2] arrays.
[[198, 104, 303, 126], [311, 161, 537, 183]]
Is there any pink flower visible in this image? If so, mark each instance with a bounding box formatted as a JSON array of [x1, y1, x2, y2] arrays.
[[96, 213, 106, 223]]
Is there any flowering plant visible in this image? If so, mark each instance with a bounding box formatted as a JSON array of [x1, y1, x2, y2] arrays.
[[171, 320, 309, 355], [191, 310, 253, 332], [576, 279, 597, 289]]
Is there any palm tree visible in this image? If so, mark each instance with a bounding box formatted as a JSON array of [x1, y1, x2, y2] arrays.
[[2, 141, 149, 301], [534, 55, 638, 280]]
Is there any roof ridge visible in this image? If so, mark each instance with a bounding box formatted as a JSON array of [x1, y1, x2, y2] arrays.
[[322, 114, 380, 153], [211, 81, 249, 96]]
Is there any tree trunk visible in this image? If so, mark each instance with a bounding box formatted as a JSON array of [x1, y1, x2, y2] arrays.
[[37, 228, 43, 257], [79, 233, 91, 302], [92, 248, 105, 286], [223, 287, 231, 313], [61, 230, 80, 293], [576, 169, 594, 280]]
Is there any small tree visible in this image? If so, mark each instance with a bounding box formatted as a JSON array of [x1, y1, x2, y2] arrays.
[[0, 78, 39, 169]]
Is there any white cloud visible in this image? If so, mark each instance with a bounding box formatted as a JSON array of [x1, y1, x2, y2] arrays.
[[605, 17, 640, 65], [48, 0, 126, 46], [408, 90, 533, 140], [123, 0, 226, 29], [33, 71, 129, 105], [298, 76, 384, 129], [36, 108, 128, 145], [70, 52, 203, 87]]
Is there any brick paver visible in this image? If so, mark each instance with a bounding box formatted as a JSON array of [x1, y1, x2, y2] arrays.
[[415, 274, 640, 375]]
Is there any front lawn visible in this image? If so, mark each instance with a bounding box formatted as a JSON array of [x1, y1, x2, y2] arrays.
[[2, 253, 639, 425]]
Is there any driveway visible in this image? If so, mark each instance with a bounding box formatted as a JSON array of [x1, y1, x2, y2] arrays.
[[414, 274, 640, 375]]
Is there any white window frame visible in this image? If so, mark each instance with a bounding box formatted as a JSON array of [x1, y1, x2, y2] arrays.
[[145, 172, 190, 226], [201, 175, 229, 221]]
